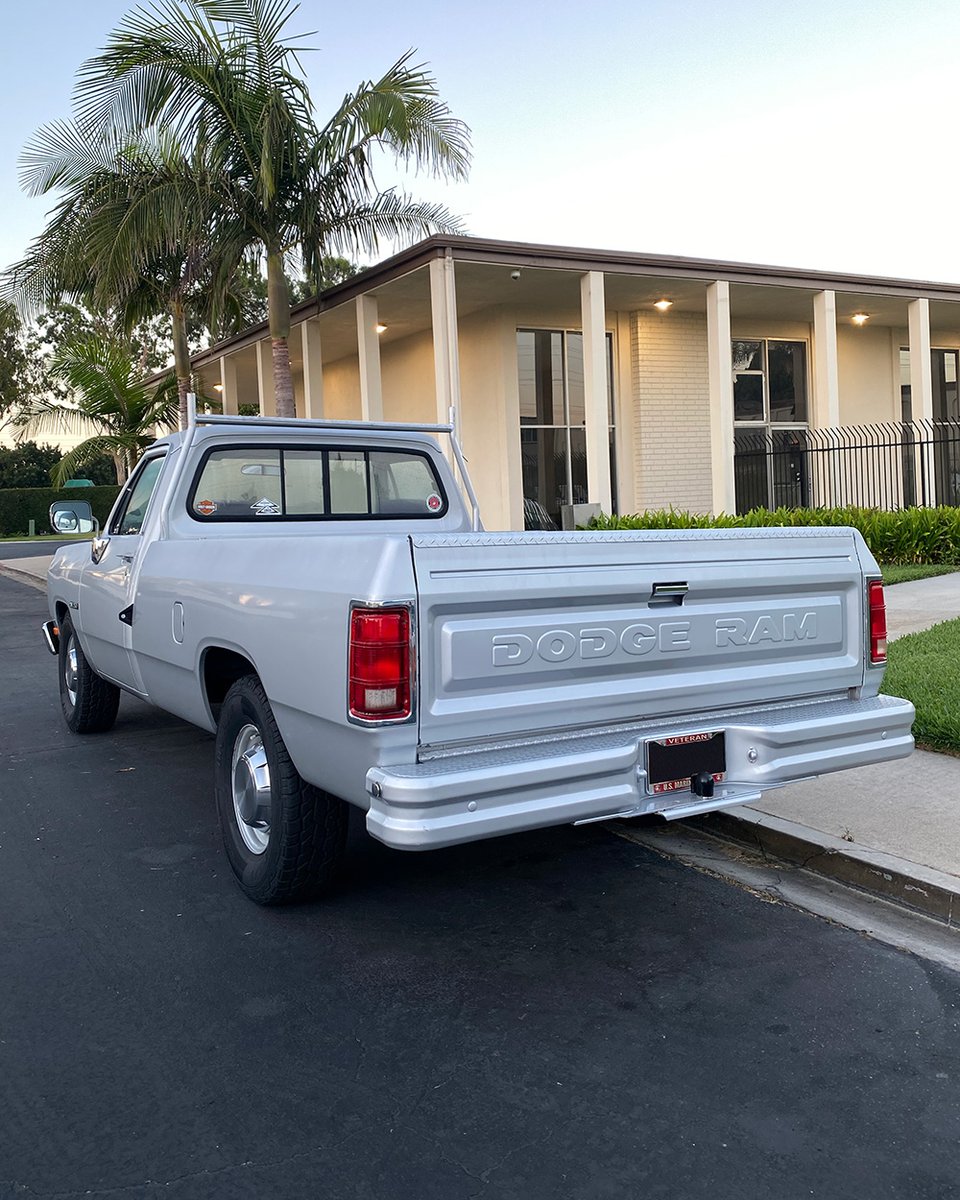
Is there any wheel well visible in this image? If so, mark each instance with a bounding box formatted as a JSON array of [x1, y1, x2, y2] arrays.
[[202, 647, 257, 715], [55, 601, 69, 624]]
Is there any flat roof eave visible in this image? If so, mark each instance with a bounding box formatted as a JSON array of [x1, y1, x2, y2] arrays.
[[183, 234, 960, 374]]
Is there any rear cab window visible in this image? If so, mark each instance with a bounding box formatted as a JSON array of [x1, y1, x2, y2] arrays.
[[187, 444, 448, 522]]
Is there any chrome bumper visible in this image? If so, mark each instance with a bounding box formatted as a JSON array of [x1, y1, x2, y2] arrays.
[[41, 620, 60, 655], [365, 694, 915, 850]]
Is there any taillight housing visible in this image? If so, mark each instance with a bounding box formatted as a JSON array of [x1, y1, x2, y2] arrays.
[[868, 579, 887, 665], [348, 605, 413, 722]]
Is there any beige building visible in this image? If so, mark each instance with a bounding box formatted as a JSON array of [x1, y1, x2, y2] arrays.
[[188, 236, 960, 529]]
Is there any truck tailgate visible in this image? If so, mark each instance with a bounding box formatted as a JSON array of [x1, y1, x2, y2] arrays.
[[410, 529, 867, 747]]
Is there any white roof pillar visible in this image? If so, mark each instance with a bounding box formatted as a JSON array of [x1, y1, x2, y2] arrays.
[[909, 297, 936, 505], [706, 280, 736, 515], [300, 317, 324, 419], [219, 353, 239, 416], [580, 270, 612, 514], [356, 294, 383, 422], [909, 298, 934, 421], [256, 340, 276, 417], [812, 290, 840, 428], [429, 254, 463, 435]]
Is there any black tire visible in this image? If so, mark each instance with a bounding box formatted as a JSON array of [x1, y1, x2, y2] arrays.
[[58, 613, 121, 734], [215, 674, 348, 905]]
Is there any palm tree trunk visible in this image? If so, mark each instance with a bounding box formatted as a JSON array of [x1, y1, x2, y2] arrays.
[[266, 250, 296, 418], [170, 298, 191, 430]]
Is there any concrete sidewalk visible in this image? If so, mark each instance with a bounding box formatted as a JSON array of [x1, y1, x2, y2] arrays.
[[4, 547, 960, 923]]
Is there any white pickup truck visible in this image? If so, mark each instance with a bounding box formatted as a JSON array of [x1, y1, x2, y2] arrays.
[[44, 413, 914, 904]]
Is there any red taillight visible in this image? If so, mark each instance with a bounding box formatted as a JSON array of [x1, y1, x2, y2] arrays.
[[349, 607, 412, 721], [868, 580, 887, 665]]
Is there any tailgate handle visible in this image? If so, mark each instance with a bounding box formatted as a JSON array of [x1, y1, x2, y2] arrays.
[[650, 581, 688, 606]]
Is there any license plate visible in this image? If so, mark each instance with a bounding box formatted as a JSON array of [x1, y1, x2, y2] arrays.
[[646, 731, 726, 795]]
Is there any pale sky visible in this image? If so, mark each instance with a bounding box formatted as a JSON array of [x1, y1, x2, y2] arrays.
[[3, 0, 959, 284]]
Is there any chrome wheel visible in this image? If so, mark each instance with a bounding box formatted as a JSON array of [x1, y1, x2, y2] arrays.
[[231, 723, 271, 855], [63, 634, 79, 707]]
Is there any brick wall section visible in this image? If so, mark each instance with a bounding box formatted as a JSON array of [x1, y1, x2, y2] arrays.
[[631, 311, 714, 513]]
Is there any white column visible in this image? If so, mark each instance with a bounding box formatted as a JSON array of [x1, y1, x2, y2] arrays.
[[812, 290, 840, 428], [909, 297, 935, 504], [256, 340, 276, 417], [300, 318, 324, 419], [429, 255, 463, 433], [356, 294, 383, 422], [706, 280, 736, 515], [581, 271, 612, 514], [219, 354, 239, 416]]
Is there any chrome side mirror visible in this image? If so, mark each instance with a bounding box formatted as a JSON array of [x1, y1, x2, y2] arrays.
[[49, 500, 97, 535]]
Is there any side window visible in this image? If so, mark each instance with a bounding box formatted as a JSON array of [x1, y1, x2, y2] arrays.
[[111, 455, 166, 535]]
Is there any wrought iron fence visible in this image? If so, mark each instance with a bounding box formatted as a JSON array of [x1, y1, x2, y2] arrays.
[[733, 420, 960, 513]]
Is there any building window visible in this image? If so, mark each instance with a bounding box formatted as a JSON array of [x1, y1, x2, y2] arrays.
[[733, 339, 809, 512], [517, 329, 616, 529]]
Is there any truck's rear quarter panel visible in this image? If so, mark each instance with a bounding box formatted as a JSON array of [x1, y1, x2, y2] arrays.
[[132, 531, 420, 802]]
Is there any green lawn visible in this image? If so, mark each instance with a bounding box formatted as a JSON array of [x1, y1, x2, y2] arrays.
[[884, 619, 960, 753], [881, 564, 960, 586]]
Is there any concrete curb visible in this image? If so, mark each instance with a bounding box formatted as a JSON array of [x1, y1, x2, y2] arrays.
[[687, 808, 960, 928], [0, 564, 47, 592]]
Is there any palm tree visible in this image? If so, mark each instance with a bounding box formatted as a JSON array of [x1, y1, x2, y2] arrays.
[[16, 331, 179, 485], [75, 0, 471, 417], [7, 125, 238, 428]]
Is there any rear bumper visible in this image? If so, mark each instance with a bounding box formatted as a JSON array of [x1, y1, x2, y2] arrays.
[[365, 693, 915, 850]]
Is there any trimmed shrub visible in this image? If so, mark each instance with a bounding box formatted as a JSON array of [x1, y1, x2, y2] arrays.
[[0, 486, 121, 537], [590, 506, 960, 565]]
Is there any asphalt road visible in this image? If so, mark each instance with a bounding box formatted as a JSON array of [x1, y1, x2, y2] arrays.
[[0, 540, 72, 561], [3, 573, 960, 1200]]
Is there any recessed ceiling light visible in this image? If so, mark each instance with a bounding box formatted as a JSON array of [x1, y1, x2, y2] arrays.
[[852, 312, 870, 326], [654, 299, 673, 312]]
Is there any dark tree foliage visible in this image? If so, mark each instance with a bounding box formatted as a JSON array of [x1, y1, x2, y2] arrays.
[[0, 440, 61, 488], [0, 303, 41, 419], [78, 452, 121, 485]]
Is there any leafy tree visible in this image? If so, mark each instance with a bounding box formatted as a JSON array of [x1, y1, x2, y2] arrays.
[[15, 333, 179, 484], [0, 302, 55, 421], [0, 441, 62, 488], [75, 0, 471, 417]]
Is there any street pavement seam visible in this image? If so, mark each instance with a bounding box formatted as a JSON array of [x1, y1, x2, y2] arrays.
[[684, 808, 960, 927]]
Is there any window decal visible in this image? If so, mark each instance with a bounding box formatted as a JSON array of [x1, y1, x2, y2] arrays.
[[251, 497, 281, 515]]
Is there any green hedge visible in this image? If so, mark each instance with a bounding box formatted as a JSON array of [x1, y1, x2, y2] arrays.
[[0, 486, 121, 537], [590, 506, 960, 565]]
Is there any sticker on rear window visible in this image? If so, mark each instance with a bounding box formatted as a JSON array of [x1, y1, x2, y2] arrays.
[[195, 498, 218, 516], [251, 497, 281, 515], [426, 493, 443, 512]]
